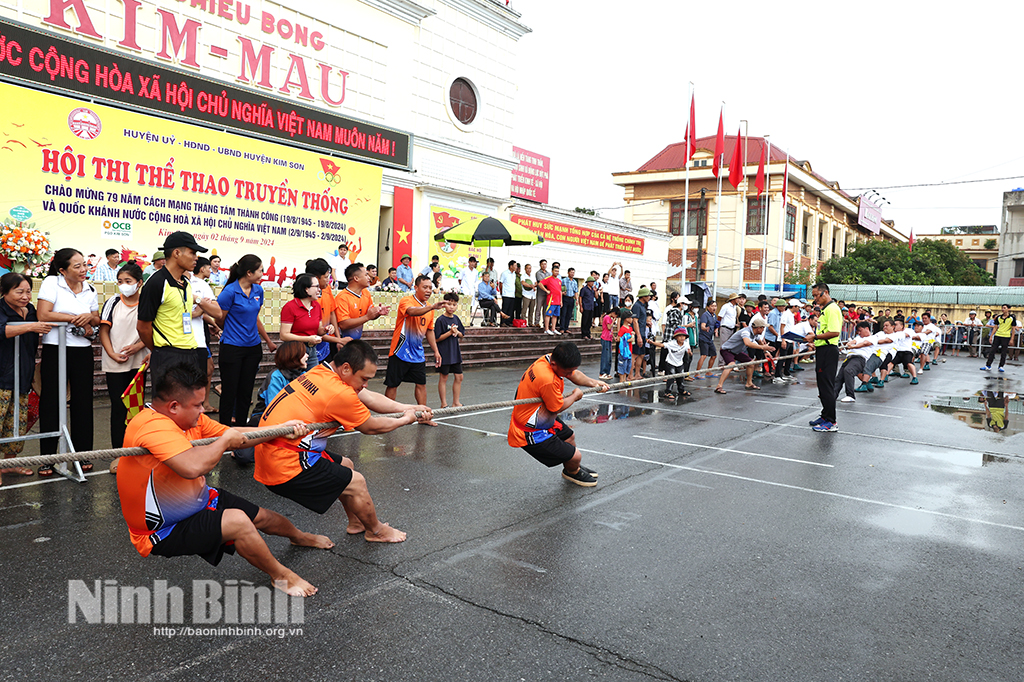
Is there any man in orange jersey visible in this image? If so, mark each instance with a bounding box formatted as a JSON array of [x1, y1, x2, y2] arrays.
[[508, 342, 609, 487], [256, 341, 433, 543], [384, 274, 443, 405], [118, 364, 330, 597], [334, 262, 388, 341]]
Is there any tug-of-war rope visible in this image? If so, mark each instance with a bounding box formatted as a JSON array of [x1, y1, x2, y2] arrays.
[[0, 346, 829, 471]]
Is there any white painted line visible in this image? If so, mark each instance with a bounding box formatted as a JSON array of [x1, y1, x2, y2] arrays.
[[757, 394, 926, 413], [0, 519, 42, 531], [754, 399, 902, 419], [477, 549, 547, 573], [436, 421, 1024, 535], [439, 422, 504, 437], [633, 434, 833, 468]]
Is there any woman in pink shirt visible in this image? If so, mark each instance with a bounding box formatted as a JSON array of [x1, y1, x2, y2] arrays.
[[599, 308, 618, 379]]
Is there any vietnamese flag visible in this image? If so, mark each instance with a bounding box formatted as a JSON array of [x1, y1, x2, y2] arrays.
[[781, 155, 789, 203], [320, 157, 341, 175], [686, 94, 697, 161], [712, 109, 725, 178], [755, 142, 766, 196], [728, 127, 744, 189]]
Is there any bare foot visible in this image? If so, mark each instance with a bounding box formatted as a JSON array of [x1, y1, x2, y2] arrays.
[[0, 467, 33, 476], [346, 520, 366, 535], [453, 402, 463, 407], [290, 532, 335, 549], [273, 572, 318, 597], [365, 523, 407, 543]]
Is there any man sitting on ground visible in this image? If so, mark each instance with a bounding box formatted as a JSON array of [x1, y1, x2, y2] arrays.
[[256, 341, 434, 543], [118, 364, 328, 597], [508, 342, 609, 487]]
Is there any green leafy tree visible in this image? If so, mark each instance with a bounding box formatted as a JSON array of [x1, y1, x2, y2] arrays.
[[984, 238, 997, 250], [573, 207, 596, 216], [819, 238, 994, 286]]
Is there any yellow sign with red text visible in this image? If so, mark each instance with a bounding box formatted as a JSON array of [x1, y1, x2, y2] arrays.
[[0, 82, 382, 282], [430, 205, 486, 277], [511, 214, 644, 255]]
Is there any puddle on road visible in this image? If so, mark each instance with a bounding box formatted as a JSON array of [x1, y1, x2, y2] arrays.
[[563, 403, 655, 424], [927, 390, 1021, 436]]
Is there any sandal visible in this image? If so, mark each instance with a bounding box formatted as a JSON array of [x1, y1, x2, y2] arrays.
[[714, 387, 727, 394], [79, 460, 94, 472], [744, 384, 760, 391], [38, 464, 54, 477]]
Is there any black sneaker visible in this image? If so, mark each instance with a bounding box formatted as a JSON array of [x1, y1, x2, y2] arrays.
[[579, 464, 599, 479], [562, 468, 597, 487]]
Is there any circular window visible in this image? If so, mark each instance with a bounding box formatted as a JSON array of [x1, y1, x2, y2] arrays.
[[449, 78, 478, 125]]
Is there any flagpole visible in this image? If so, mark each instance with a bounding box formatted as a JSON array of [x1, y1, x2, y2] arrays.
[[712, 103, 724, 300], [739, 120, 748, 294], [761, 136, 770, 294], [778, 153, 788, 292], [681, 81, 693, 298]]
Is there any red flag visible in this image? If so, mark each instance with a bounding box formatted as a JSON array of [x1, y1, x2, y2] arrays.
[[781, 155, 789, 203], [728, 128, 744, 189], [121, 359, 149, 425], [909, 227, 915, 252], [755, 142, 766, 196], [712, 110, 725, 178], [686, 95, 697, 161]]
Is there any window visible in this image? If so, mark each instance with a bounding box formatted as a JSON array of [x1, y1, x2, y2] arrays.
[[746, 197, 767, 235], [449, 78, 477, 125], [669, 200, 707, 236], [972, 239, 980, 246], [785, 204, 796, 241], [956, 239, 963, 246]]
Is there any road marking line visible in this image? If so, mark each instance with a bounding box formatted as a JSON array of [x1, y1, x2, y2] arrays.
[[633, 434, 833, 468], [754, 399, 902, 419], [436, 422, 1024, 534], [0, 470, 107, 490]]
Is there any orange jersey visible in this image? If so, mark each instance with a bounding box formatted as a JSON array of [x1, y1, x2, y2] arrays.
[[254, 364, 371, 486], [389, 294, 434, 363], [508, 355, 565, 447], [334, 287, 373, 339], [117, 409, 229, 557], [318, 288, 337, 324]]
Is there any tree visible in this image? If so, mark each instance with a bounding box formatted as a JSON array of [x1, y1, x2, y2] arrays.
[[573, 207, 596, 216], [819, 238, 994, 286], [985, 238, 997, 250]]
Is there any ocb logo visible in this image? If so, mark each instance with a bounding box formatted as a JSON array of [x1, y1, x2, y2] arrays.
[[102, 220, 132, 239], [103, 221, 132, 230]]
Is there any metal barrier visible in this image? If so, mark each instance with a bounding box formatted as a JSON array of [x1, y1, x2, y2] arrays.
[[3, 321, 82, 483]]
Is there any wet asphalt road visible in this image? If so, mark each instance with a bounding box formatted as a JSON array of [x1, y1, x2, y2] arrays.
[[2, 353, 1024, 681]]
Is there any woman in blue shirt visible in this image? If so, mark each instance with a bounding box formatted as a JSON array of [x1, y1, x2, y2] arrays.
[[214, 254, 277, 426]]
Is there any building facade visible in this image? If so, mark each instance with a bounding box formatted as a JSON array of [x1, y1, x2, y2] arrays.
[[997, 190, 1024, 286], [927, 226, 999, 279], [612, 135, 907, 294]]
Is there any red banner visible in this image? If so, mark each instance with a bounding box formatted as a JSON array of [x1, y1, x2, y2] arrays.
[[392, 186, 413, 268], [511, 214, 644, 255], [511, 146, 550, 204]]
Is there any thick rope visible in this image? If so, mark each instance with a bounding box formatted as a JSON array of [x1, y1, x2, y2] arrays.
[[0, 343, 837, 471]]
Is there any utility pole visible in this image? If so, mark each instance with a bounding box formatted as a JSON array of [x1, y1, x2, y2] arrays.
[[697, 188, 706, 280]]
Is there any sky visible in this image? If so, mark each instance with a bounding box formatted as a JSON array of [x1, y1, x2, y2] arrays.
[[510, 0, 1024, 237]]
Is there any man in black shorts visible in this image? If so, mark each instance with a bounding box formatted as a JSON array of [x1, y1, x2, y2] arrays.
[[256, 341, 433, 543], [507, 342, 610, 487], [384, 274, 444, 405], [119, 364, 328, 597]]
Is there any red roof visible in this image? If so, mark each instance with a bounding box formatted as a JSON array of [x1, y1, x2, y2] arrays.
[[635, 135, 852, 202], [637, 135, 789, 172]]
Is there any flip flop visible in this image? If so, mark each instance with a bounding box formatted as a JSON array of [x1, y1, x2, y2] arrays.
[[714, 387, 727, 394], [744, 384, 761, 390]]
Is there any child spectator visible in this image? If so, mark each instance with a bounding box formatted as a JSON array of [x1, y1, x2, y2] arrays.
[[434, 292, 466, 408], [232, 340, 309, 464], [599, 307, 617, 379], [617, 308, 634, 379]]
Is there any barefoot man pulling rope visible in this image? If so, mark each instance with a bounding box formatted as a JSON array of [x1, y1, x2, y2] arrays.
[[119, 364, 328, 597]]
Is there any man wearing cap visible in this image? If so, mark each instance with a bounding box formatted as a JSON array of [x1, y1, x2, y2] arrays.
[[962, 309, 982, 357], [718, 293, 743, 347], [395, 254, 414, 292], [631, 287, 652, 377], [579, 276, 597, 339], [138, 231, 223, 385], [143, 251, 166, 283], [714, 317, 774, 394], [459, 256, 480, 324]]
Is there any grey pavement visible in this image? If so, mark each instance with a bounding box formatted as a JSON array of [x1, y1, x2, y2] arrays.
[[2, 352, 1024, 681]]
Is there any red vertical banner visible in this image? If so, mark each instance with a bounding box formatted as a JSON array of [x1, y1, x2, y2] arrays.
[[393, 186, 414, 269]]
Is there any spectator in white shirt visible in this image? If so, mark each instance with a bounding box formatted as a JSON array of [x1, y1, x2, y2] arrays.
[[498, 260, 518, 327], [91, 249, 121, 283]]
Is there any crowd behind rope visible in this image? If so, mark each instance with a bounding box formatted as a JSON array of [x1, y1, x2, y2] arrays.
[[2, 233, 1020, 595]]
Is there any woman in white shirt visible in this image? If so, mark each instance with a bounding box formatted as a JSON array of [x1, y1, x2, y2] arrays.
[[36, 248, 100, 475], [98, 261, 148, 449]]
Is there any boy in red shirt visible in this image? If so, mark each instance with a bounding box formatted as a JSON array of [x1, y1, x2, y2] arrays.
[[538, 262, 564, 336]]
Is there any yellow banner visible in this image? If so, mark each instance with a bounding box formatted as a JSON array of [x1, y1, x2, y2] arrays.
[[0, 82, 382, 281], [430, 205, 487, 279]]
